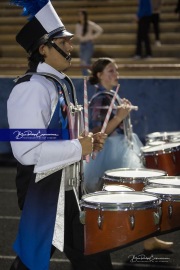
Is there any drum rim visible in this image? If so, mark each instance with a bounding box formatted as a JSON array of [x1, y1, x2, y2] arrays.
[[147, 176, 180, 181], [80, 191, 161, 211], [146, 131, 180, 139], [103, 168, 166, 182], [145, 183, 180, 189], [147, 141, 166, 146], [143, 187, 180, 201], [141, 142, 180, 153], [146, 176, 180, 186]]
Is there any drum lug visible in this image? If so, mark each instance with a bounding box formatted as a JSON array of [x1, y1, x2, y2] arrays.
[[97, 206, 103, 230], [168, 204, 173, 219], [153, 208, 161, 225], [129, 215, 135, 230], [141, 155, 146, 166], [154, 154, 158, 166], [79, 210, 86, 225], [172, 153, 176, 164]]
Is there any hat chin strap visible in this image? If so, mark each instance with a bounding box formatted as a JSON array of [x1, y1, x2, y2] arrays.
[[50, 40, 71, 62]]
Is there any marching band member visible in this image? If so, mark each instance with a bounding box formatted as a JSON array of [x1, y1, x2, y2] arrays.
[[84, 57, 143, 193], [84, 57, 173, 251], [7, 1, 111, 269]]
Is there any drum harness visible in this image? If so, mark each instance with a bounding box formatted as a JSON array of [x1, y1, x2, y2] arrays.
[[89, 90, 135, 149], [15, 72, 86, 222]]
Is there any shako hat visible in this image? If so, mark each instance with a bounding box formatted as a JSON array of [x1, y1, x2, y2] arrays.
[[10, 0, 73, 54]]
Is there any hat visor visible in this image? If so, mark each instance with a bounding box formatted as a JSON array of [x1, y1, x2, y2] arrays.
[[52, 30, 73, 39]]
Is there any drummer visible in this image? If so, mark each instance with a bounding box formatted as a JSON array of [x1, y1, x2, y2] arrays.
[[84, 57, 143, 193], [83, 57, 173, 251], [7, 2, 111, 269]]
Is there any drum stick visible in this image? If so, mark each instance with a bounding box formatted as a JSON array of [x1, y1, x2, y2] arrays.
[[119, 104, 138, 111], [84, 76, 90, 162], [92, 84, 120, 160], [91, 105, 138, 111], [101, 84, 120, 133]]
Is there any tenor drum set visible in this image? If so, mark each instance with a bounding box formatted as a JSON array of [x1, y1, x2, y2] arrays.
[[80, 131, 180, 255], [141, 131, 180, 176]]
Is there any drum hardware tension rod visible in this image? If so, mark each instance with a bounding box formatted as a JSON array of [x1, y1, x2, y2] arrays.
[[153, 211, 161, 226], [97, 205, 103, 229], [129, 215, 135, 230], [129, 204, 135, 230], [141, 155, 146, 166], [172, 153, 176, 164], [168, 204, 173, 219], [154, 154, 158, 166]]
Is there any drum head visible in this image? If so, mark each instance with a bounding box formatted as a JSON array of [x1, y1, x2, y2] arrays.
[[148, 141, 166, 146], [147, 176, 180, 188], [104, 168, 166, 180], [146, 131, 180, 142], [143, 187, 180, 201], [103, 184, 135, 192], [142, 142, 180, 154], [81, 191, 160, 210]]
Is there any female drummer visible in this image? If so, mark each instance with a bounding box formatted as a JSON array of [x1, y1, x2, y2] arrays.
[[84, 57, 143, 193], [83, 57, 173, 251]]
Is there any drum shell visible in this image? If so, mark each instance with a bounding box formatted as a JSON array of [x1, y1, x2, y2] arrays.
[[143, 187, 180, 233], [103, 179, 144, 191], [160, 201, 180, 232], [102, 168, 166, 191], [81, 191, 161, 255], [141, 143, 180, 176]]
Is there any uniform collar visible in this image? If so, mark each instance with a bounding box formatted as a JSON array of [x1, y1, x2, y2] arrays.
[[95, 84, 107, 92], [37, 62, 65, 79]]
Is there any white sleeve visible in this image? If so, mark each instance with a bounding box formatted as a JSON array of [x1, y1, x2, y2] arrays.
[[34, 139, 81, 173], [7, 80, 82, 172]]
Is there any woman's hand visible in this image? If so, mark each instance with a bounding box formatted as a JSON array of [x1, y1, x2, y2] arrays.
[[116, 98, 132, 121]]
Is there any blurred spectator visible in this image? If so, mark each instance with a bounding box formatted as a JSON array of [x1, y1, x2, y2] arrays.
[[175, 0, 180, 20], [151, 0, 163, 46], [75, 10, 103, 75], [134, 0, 152, 59]]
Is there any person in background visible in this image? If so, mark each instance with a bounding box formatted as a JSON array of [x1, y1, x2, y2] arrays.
[[134, 0, 152, 59], [75, 10, 103, 75], [7, 1, 112, 269], [84, 57, 174, 251], [151, 0, 163, 46], [175, 0, 180, 20]]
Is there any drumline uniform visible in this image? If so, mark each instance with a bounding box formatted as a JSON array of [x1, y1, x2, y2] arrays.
[[7, 63, 112, 270], [84, 85, 144, 193]]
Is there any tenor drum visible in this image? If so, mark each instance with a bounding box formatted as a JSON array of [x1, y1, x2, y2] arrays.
[[102, 168, 166, 191], [145, 176, 180, 188], [143, 186, 180, 232], [141, 142, 180, 176], [81, 191, 161, 255], [146, 131, 180, 146]]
